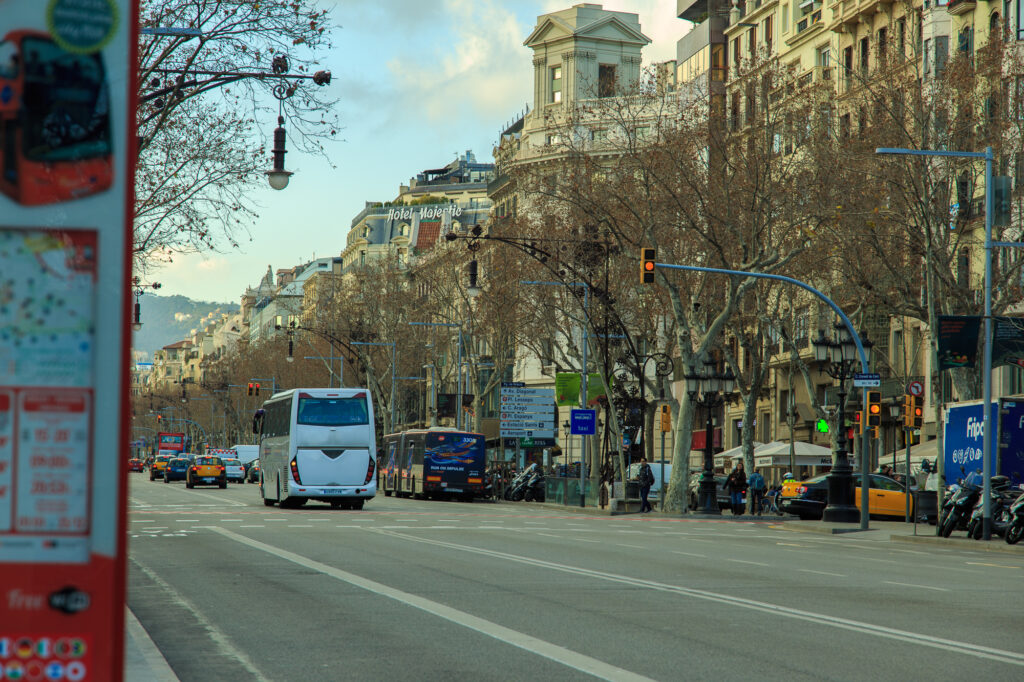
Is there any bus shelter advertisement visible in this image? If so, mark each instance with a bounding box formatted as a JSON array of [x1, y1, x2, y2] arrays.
[[0, 1, 136, 681]]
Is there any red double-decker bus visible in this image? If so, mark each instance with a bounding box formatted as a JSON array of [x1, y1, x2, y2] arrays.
[[157, 432, 185, 454], [0, 29, 113, 205]]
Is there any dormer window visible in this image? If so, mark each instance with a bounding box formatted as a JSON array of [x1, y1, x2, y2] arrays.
[[399, 223, 410, 237], [551, 65, 562, 102]]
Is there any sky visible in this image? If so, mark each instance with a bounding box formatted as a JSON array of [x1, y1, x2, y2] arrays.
[[154, 0, 685, 304]]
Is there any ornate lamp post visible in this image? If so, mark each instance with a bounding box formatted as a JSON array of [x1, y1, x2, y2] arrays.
[[130, 277, 161, 330], [686, 359, 736, 514], [812, 322, 873, 523]]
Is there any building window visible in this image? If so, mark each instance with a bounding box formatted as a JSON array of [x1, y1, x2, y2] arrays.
[[843, 46, 853, 89], [897, 18, 906, 56], [763, 15, 773, 54], [877, 27, 887, 61], [547, 133, 561, 145], [923, 38, 931, 73], [399, 223, 410, 237], [860, 37, 870, 73], [816, 45, 830, 68], [747, 26, 757, 57], [598, 64, 616, 98], [733, 37, 741, 69], [592, 128, 608, 143], [551, 65, 562, 103], [935, 35, 949, 78]]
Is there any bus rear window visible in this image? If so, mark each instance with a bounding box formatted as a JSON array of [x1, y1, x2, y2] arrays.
[[297, 397, 368, 426]]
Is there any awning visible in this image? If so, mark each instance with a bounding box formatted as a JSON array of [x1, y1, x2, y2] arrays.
[[754, 453, 834, 468]]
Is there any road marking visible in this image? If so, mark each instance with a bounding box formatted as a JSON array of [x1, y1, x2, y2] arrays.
[[142, 527, 168, 531], [798, 569, 846, 578], [777, 542, 809, 547], [205, 527, 655, 682], [575, 538, 601, 543], [239, 525, 265, 528], [617, 530, 643, 534], [175, 519, 199, 522], [537, 533, 562, 539], [856, 557, 898, 564], [672, 551, 707, 558], [376, 530, 1024, 668], [616, 544, 644, 549], [220, 519, 244, 522], [131, 556, 271, 682], [966, 562, 1021, 569], [187, 490, 247, 506], [727, 559, 770, 567], [883, 581, 949, 592]]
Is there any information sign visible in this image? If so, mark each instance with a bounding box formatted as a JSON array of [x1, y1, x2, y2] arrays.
[[570, 409, 596, 435], [500, 384, 555, 437], [852, 372, 881, 388], [0, 1, 136, 679]]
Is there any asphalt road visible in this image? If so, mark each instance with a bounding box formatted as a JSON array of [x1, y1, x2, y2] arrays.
[[127, 475, 1024, 681]]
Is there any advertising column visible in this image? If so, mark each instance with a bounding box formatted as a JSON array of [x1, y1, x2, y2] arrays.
[[0, 1, 137, 681]]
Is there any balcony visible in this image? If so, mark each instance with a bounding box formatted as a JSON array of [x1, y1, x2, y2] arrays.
[[796, 9, 822, 33], [946, 0, 976, 15]]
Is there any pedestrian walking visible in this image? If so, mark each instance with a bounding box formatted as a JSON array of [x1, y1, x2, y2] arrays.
[[725, 462, 746, 515], [747, 467, 766, 516], [636, 456, 655, 513]]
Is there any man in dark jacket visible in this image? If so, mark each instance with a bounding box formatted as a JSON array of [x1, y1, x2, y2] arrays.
[[636, 457, 655, 513]]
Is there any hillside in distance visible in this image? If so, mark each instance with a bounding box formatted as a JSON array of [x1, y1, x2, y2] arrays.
[[131, 294, 240, 361]]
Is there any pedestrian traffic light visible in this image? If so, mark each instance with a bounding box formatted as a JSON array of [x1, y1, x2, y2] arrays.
[[854, 411, 863, 427], [866, 390, 882, 427], [911, 394, 924, 428], [247, 382, 254, 396], [640, 248, 656, 284]]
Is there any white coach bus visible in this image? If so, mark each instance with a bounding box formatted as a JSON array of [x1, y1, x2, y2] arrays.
[[252, 388, 377, 509]]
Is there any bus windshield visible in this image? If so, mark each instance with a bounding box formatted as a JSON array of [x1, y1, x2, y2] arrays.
[[19, 36, 110, 163], [297, 395, 369, 426]]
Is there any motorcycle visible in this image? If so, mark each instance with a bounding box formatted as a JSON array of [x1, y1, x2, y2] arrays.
[[523, 469, 546, 502], [965, 476, 1013, 539], [938, 471, 983, 538], [505, 464, 536, 502], [1005, 490, 1024, 545]]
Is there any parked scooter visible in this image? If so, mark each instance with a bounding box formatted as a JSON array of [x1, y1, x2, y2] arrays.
[[505, 464, 536, 501], [938, 469, 983, 538], [966, 476, 1013, 539], [1005, 490, 1024, 545], [523, 468, 546, 502]]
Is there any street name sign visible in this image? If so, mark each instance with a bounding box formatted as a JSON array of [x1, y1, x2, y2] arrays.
[[853, 372, 881, 388]]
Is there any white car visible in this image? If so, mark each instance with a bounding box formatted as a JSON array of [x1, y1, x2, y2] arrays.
[[222, 458, 246, 483]]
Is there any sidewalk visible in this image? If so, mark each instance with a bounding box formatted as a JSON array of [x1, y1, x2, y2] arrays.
[[125, 607, 178, 681]]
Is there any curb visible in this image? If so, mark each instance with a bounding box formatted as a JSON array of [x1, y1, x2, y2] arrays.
[[889, 533, 1024, 555], [514, 500, 788, 521], [125, 607, 178, 681], [774, 521, 880, 536]]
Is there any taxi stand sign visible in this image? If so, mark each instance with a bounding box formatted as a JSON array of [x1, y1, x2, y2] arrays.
[[0, 2, 137, 680]]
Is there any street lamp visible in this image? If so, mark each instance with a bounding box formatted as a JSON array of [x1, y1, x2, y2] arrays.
[[131, 277, 161, 330], [686, 358, 736, 514], [812, 322, 873, 523], [409, 322, 464, 429]]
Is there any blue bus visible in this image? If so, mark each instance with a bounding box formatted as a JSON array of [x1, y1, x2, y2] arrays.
[[380, 427, 486, 501]]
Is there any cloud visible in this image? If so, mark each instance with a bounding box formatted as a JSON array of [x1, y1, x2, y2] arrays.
[[386, 0, 533, 125]]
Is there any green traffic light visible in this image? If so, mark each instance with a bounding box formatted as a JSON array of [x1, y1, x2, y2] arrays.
[[815, 418, 829, 433]]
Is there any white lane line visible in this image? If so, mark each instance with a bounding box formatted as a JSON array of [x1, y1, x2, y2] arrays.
[[537, 533, 562, 539], [617, 530, 643, 534], [219, 519, 244, 522], [131, 556, 271, 682], [377, 530, 1024, 668], [799, 569, 846, 578], [187, 490, 247, 506], [575, 538, 601, 544], [524, 521, 546, 525], [175, 519, 199, 522], [288, 525, 315, 528], [264, 519, 288, 522], [205, 526, 655, 682], [616, 544, 644, 549], [239, 525, 265, 528], [142, 527, 168, 530], [131, 519, 155, 523], [336, 525, 364, 528], [727, 559, 770, 567], [672, 551, 706, 558], [883, 581, 949, 592], [858, 557, 898, 564]]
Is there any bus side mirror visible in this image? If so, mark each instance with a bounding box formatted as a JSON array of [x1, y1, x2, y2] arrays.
[[252, 409, 265, 435]]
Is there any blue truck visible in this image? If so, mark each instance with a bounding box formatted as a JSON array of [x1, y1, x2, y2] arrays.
[[943, 399, 1024, 487]]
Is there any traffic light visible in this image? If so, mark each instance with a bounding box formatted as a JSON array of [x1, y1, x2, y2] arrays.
[[254, 382, 261, 396], [156, 415, 162, 423], [866, 390, 882, 427], [854, 411, 863, 427], [247, 382, 254, 396], [911, 394, 924, 428], [640, 248, 656, 284], [902, 394, 914, 429], [660, 404, 671, 432]]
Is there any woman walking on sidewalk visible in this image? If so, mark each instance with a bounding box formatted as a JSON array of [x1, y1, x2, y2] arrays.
[[725, 462, 746, 515]]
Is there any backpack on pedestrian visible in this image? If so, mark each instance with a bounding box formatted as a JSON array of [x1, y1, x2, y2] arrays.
[[748, 471, 765, 492]]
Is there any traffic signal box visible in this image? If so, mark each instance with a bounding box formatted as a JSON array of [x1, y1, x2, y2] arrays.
[[247, 382, 261, 396], [912, 395, 923, 428], [853, 410, 879, 439], [902, 394, 924, 429], [866, 390, 882, 427], [660, 404, 671, 432], [641, 248, 656, 284]]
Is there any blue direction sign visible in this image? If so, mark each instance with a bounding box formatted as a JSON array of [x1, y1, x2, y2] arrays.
[[570, 409, 596, 435], [853, 372, 881, 388]]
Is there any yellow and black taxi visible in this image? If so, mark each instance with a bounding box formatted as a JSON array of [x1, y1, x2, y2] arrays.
[[780, 473, 913, 520], [148, 454, 175, 481], [186, 455, 227, 489]]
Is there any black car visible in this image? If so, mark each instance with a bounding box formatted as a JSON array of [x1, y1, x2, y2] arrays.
[[163, 457, 190, 483], [245, 459, 260, 483]]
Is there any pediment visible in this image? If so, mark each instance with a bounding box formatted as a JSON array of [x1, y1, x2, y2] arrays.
[[524, 16, 575, 47], [524, 14, 651, 48]]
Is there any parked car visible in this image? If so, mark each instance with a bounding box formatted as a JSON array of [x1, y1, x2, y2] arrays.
[[780, 473, 915, 520], [222, 458, 245, 483], [127, 458, 144, 472], [687, 473, 736, 512], [186, 456, 227, 489], [245, 459, 261, 483], [149, 454, 174, 481], [163, 458, 190, 483]]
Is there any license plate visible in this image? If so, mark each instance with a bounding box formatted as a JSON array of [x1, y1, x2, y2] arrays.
[[322, 488, 345, 494], [203, 477, 214, 483], [446, 488, 463, 493]]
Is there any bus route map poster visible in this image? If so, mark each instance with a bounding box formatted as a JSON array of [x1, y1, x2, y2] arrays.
[[0, 1, 136, 681]]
